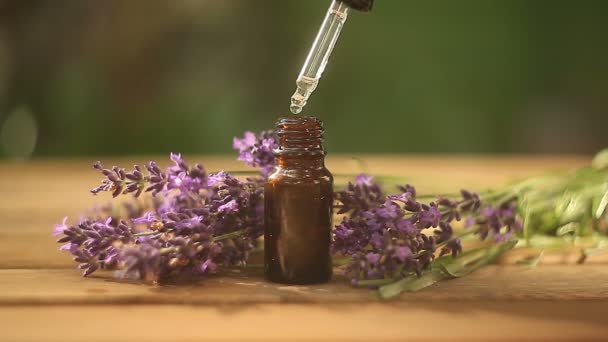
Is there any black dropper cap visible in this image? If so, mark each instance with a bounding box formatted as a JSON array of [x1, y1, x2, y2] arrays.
[[340, 0, 374, 12]]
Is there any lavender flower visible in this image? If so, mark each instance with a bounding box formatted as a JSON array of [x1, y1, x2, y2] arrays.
[[233, 130, 278, 177], [58, 152, 265, 282], [334, 173, 385, 216], [472, 201, 523, 242], [335, 192, 442, 281], [166, 153, 206, 194], [132, 211, 157, 225], [117, 240, 161, 281], [91, 153, 205, 198], [52, 217, 68, 236], [56, 217, 134, 276], [334, 178, 521, 285]]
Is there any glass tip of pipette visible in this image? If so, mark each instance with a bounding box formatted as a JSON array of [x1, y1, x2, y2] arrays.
[[290, 104, 303, 115], [289, 89, 306, 115], [290, 76, 318, 115]]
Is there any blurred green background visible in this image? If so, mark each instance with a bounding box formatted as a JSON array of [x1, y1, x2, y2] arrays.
[[0, 0, 606, 159]]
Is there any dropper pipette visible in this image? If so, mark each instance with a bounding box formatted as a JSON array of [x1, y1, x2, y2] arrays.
[[289, 0, 373, 115]]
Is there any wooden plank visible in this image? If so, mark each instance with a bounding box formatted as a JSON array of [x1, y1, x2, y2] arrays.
[[1, 302, 607, 341], [0, 156, 604, 341], [1, 265, 607, 305]]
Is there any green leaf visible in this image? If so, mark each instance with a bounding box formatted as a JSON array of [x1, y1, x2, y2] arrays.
[[378, 268, 449, 299], [592, 148, 608, 170], [555, 222, 580, 236], [356, 277, 400, 287], [556, 192, 589, 224], [516, 249, 544, 268], [378, 241, 517, 299], [442, 240, 518, 277], [593, 186, 608, 219], [332, 257, 352, 267], [439, 247, 488, 277]]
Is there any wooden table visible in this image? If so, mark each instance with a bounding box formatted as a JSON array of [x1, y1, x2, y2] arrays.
[[2, 155, 608, 341]]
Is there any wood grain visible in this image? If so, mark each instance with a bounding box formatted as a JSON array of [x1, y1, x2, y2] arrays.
[[1, 155, 606, 341], [0, 265, 607, 305], [2, 302, 608, 342]]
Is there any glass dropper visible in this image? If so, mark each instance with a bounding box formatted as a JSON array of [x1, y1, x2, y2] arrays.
[[290, 0, 349, 115]]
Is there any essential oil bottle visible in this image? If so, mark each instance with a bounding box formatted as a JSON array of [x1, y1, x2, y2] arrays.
[[264, 116, 333, 284]]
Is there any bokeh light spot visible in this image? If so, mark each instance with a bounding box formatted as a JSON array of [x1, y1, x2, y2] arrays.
[[0, 106, 38, 160]]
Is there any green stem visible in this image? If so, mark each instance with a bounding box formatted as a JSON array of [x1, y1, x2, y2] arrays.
[[133, 231, 160, 237], [211, 230, 246, 242], [160, 246, 178, 255], [356, 277, 400, 287], [332, 257, 352, 267]]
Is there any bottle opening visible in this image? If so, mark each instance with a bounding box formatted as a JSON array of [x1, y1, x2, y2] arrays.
[[275, 116, 325, 157]]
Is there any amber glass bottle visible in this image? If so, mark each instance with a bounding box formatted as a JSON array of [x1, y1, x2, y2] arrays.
[[264, 116, 333, 284]]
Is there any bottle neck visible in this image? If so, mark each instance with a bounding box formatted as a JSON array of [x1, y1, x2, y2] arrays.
[[274, 116, 326, 165], [277, 157, 325, 169]]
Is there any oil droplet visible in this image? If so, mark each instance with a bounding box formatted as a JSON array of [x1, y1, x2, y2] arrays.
[[290, 104, 302, 115]]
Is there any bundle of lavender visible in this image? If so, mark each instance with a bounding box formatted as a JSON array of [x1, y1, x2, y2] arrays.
[[53, 130, 608, 298]]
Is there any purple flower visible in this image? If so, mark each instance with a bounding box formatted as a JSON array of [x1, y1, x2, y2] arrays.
[[398, 184, 417, 198], [335, 174, 385, 216], [395, 246, 412, 262], [132, 211, 157, 225], [369, 232, 384, 249], [419, 203, 441, 228], [474, 201, 522, 242], [335, 180, 522, 286], [53, 216, 68, 236], [332, 218, 370, 255], [355, 174, 374, 186], [57, 151, 266, 281], [460, 189, 481, 211], [218, 200, 239, 214], [90, 154, 206, 199], [199, 259, 218, 273], [166, 153, 206, 194], [396, 219, 416, 234], [375, 200, 402, 220], [440, 238, 462, 257], [173, 216, 203, 230], [117, 241, 161, 282], [389, 185, 420, 212], [91, 162, 148, 198], [73, 249, 99, 277], [145, 161, 168, 196], [434, 221, 453, 243], [59, 242, 78, 253], [366, 252, 381, 265], [233, 130, 278, 177], [207, 171, 230, 187]]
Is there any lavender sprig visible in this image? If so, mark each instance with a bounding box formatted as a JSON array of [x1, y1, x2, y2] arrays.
[[233, 130, 277, 177], [335, 174, 385, 216], [91, 153, 205, 198], [333, 175, 522, 285], [57, 153, 264, 283]]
